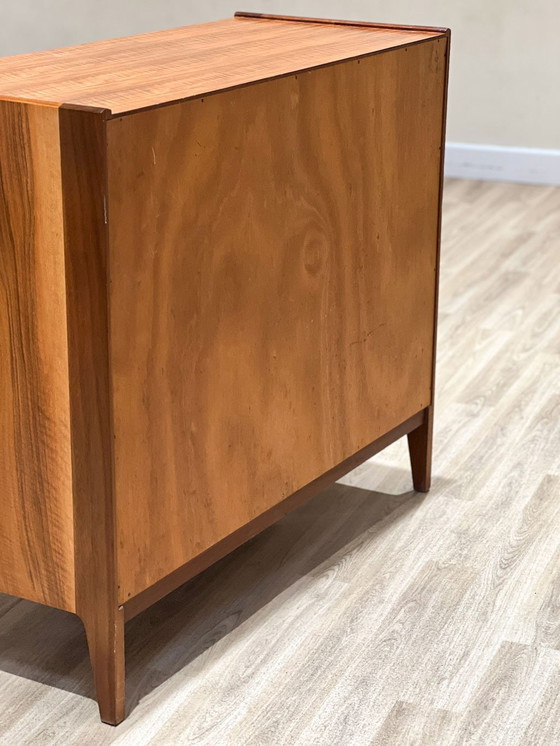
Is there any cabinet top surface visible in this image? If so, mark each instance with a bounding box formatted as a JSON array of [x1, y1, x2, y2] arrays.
[[0, 13, 445, 116]]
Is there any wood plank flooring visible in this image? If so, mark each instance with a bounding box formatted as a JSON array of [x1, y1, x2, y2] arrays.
[[0, 178, 559, 744]]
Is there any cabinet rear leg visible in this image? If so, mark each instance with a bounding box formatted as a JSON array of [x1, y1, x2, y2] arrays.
[[407, 406, 433, 493], [81, 604, 125, 725]]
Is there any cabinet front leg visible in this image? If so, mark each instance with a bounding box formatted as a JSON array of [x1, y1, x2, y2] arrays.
[[82, 604, 126, 725], [407, 406, 433, 493]]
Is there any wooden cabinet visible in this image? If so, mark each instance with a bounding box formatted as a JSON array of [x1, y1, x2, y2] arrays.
[[0, 12, 450, 724]]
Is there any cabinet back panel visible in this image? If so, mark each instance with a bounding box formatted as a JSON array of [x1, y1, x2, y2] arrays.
[[108, 39, 447, 602], [0, 100, 75, 611]]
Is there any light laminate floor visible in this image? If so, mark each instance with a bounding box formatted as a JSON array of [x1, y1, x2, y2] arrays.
[[0, 179, 559, 745]]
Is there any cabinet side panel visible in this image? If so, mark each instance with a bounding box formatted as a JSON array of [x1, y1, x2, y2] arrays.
[[0, 100, 75, 611], [108, 38, 447, 602]]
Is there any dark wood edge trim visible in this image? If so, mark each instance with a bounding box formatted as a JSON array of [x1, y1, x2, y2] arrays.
[[59, 105, 120, 622], [234, 11, 449, 35], [60, 103, 113, 115], [109, 35, 447, 119], [430, 30, 451, 404], [123, 409, 427, 621]]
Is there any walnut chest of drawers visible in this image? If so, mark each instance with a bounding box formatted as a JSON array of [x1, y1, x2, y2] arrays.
[[0, 12, 450, 724]]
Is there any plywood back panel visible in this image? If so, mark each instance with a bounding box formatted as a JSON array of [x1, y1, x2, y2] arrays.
[[108, 38, 448, 602], [0, 100, 75, 611], [0, 17, 442, 114]]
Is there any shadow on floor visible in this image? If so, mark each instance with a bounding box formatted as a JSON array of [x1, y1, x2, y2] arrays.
[[0, 471, 431, 715]]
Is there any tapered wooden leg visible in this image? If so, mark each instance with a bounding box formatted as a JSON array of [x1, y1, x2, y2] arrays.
[[407, 406, 433, 493], [82, 605, 126, 725]]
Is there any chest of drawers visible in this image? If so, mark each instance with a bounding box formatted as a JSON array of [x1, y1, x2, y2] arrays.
[[0, 12, 449, 723]]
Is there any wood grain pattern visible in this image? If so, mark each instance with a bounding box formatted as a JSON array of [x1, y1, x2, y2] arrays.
[[59, 105, 124, 724], [0, 99, 74, 612], [107, 38, 446, 602], [0, 17, 443, 115], [374, 701, 459, 745], [123, 409, 426, 621]]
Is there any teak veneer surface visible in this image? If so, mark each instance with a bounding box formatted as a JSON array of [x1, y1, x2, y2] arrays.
[[0, 16, 442, 114], [0, 100, 74, 611], [108, 38, 446, 601]]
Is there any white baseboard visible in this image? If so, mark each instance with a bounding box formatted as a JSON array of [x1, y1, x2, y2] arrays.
[[444, 142, 560, 186]]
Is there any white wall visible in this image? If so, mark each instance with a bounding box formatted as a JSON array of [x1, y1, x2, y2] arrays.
[[1, 1, 558, 154]]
